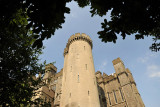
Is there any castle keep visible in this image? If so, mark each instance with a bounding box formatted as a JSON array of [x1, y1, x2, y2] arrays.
[[34, 33, 145, 107]]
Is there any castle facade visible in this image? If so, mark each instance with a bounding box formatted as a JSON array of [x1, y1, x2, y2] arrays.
[[35, 33, 145, 107]]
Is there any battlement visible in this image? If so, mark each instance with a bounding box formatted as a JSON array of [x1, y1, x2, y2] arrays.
[[63, 47, 69, 57], [45, 63, 57, 73], [63, 33, 93, 57], [112, 57, 124, 65]]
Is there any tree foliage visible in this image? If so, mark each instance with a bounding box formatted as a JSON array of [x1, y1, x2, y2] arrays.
[[1, 0, 159, 51], [0, 0, 71, 48], [0, 8, 45, 107], [75, 0, 160, 51]]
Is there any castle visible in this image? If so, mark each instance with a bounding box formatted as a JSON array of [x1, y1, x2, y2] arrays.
[[33, 33, 145, 107]]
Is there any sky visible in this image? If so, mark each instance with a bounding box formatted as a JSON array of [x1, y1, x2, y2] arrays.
[[39, 1, 160, 107]]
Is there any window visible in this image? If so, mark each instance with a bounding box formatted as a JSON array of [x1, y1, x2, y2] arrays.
[[84, 46, 85, 50], [119, 88, 124, 101], [107, 93, 111, 105], [113, 90, 117, 103], [88, 90, 89, 96], [70, 93, 71, 97], [85, 64, 87, 70], [71, 66, 72, 72], [45, 97, 47, 102], [78, 75, 79, 82]]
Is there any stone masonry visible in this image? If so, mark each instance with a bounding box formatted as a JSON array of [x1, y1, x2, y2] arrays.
[[34, 33, 145, 107]]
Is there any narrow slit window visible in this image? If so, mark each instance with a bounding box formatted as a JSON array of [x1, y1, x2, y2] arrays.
[[107, 93, 111, 105], [113, 91, 117, 103], [78, 75, 79, 82], [120, 88, 124, 101], [85, 64, 87, 70], [84, 46, 85, 50], [88, 90, 89, 96], [71, 66, 72, 72], [70, 93, 71, 97]]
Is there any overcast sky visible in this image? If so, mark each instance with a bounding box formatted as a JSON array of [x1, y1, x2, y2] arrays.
[[40, 1, 160, 107]]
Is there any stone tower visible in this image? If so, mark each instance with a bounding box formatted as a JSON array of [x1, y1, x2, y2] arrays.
[[60, 33, 100, 107]]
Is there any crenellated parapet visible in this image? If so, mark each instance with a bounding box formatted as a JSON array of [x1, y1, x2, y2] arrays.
[[63, 47, 69, 57], [63, 33, 93, 57]]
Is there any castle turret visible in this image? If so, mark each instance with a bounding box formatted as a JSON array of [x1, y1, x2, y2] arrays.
[[60, 33, 100, 107], [126, 68, 145, 107], [112, 58, 144, 107]]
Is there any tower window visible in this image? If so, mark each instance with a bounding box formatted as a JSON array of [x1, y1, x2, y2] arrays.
[[78, 74, 79, 82], [113, 90, 117, 103], [71, 66, 72, 72], [70, 93, 71, 97], [85, 64, 87, 70], [84, 46, 85, 50], [88, 90, 89, 96]]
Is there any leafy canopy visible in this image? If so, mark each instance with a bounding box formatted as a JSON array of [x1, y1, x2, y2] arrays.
[[0, 8, 45, 107], [75, 0, 160, 51], [1, 0, 159, 51]]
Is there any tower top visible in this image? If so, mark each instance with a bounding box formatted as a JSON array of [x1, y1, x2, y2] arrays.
[[63, 33, 93, 56], [112, 57, 124, 65]]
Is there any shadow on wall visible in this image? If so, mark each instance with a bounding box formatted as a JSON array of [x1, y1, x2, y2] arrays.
[[98, 85, 107, 107]]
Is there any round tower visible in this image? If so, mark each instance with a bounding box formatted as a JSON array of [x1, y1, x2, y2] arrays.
[[60, 33, 100, 107]]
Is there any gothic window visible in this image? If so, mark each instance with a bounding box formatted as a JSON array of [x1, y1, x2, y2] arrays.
[[113, 90, 117, 103], [119, 88, 124, 101], [107, 92, 111, 105]]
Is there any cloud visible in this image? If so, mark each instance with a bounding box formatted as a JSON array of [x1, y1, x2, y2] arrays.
[[137, 52, 159, 64], [147, 65, 160, 78], [137, 52, 160, 78], [98, 60, 108, 72]]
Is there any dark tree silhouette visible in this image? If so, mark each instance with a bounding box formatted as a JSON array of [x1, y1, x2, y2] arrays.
[[1, 0, 159, 51], [75, 0, 160, 51], [0, 8, 45, 106]]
